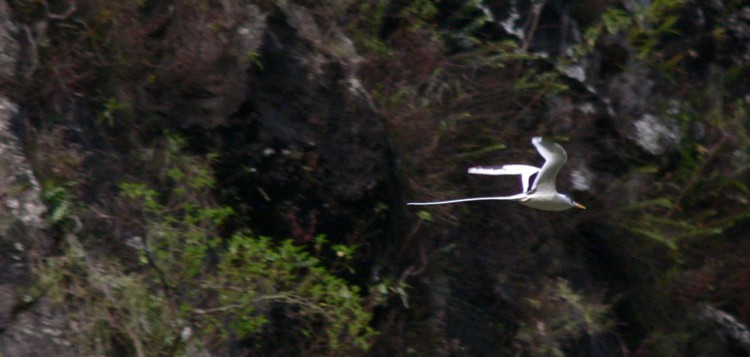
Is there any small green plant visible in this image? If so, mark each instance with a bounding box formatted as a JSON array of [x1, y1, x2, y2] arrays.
[[516, 279, 611, 356], [347, 0, 392, 55], [97, 96, 132, 127], [38, 233, 184, 356], [399, 0, 439, 30], [203, 234, 375, 352], [41, 180, 72, 225]]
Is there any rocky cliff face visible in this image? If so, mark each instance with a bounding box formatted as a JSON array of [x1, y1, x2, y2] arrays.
[[1, 0, 750, 356], [0, 2, 74, 352], [217, 3, 395, 245]]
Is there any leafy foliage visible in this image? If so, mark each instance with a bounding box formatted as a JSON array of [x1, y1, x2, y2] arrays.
[[572, 0, 688, 68], [516, 279, 611, 356], [36, 135, 375, 355], [617, 99, 750, 252], [14, 0, 750, 356]]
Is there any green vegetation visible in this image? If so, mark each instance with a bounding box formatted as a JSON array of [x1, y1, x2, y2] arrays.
[[516, 279, 610, 356], [573, 2, 750, 354], [367, 0, 750, 354], [573, 0, 687, 60], [34, 135, 376, 355], [7, 0, 750, 355]]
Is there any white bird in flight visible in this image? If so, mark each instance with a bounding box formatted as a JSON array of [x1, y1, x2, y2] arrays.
[[408, 137, 586, 211]]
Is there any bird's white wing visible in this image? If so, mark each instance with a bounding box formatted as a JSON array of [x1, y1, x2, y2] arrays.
[[468, 164, 540, 193], [407, 193, 527, 206], [529, 137, 567, 194]]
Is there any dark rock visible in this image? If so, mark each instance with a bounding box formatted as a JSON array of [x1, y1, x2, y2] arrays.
[[695, 304, 750, 354], [0, 0, 18, 81], [0, 95, 74, 355], [217, 3, 394, 243], [0, 2, 73, 352], [142, 4, 267, 129], [0, 302, 74, 357]]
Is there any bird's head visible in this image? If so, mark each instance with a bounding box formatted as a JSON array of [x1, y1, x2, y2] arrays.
[[563, 194, 586, 210]]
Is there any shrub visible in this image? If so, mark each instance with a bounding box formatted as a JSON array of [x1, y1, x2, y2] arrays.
[[35, 135, 375, 355]]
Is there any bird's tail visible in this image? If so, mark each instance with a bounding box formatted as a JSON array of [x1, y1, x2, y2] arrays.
[[407, 193, 527, 206]]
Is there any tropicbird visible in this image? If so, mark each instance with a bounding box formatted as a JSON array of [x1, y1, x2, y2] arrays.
[[408, 137, 586, 211]]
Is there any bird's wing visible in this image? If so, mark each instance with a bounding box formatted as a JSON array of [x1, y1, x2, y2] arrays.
[[407, 193, 527, 206], [468, 164, 540, 193], [529, 137, 568, 194]]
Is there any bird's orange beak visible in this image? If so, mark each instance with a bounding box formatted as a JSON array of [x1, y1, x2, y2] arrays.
[[574, 202, 586, 210]]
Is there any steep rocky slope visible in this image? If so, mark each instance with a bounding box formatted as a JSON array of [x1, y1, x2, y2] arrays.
[[1, 0, 749, 356]]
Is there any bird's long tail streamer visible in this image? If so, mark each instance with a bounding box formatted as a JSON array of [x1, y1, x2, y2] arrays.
[[407, 193, 526, 206]]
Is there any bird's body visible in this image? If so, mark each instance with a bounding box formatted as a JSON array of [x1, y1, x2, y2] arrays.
[[517, 192, 579, 211], [408, 137, 585, 211]]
